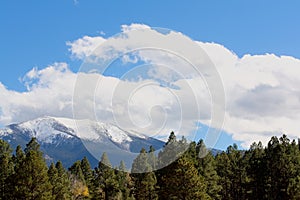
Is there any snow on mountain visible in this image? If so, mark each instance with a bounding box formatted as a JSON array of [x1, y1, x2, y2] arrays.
[[17, 117, 74, 143], [0, 116, 220, 168], [0, 116, 150, 145]]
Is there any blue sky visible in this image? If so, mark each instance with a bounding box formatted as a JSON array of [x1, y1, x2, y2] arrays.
[[1, 0, 300, 150], [1, 0, 299, 91]]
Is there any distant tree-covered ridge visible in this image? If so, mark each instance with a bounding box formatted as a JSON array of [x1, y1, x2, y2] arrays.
[[1, 133, 300, 199]]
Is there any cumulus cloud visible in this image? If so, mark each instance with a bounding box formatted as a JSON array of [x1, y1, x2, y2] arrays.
[[0, 63, 76, 125], [66, 24, 300, 147], [197, 42, 300, 147], [1, 24, 300, 148], [69, 25, 222, 145], [67, 36, 106, 59]]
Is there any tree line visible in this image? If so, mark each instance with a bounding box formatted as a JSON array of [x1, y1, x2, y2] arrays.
[[1, 132, 300, 199]]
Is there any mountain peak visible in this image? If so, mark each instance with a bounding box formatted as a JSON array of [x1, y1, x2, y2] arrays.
[[0, 116, 165, 167], [1, 116, 151, 145]]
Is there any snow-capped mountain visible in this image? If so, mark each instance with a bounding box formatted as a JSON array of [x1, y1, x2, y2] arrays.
[[0, 116, 164, 167]]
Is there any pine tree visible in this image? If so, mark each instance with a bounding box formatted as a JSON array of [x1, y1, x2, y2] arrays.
[[92, 152, 120, 200], [70, 174, 89, 200], [216, 144, 247, 200], [288, 175, 300, 200], [116, 161, 134, 200], [287, 139, 300, 199], [156, 132, 184, 198], [81, 157, 93, 190], [131, 148, 158, 200], [148, 146, 157, 170], [216, 152, 233, 200], [55, 161, 71, 199], [244, 141, 266, 199], [157, 132, 179, 169], [48, 161, 71, 200], [0, 140, 13, 200], [159, 155, 210, 199], [132, 148, 151, 174], [69, 160, 89, 199], [264, 135, 299, 200], [69, 160, 85, 183], [48, 163, 59, 198], [196, 139, 222, 200], [14, 145, 25, 168], [4, 145, 25, 199], [12, 138, 52, 199]]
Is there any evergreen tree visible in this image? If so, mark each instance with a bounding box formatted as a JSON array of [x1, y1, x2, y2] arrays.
[[69, 160, 89, 199], [159, 155, 210, 199], [116, 161, 134, 200], [48, 161, 71, 200], [48, 163, 59, 198], [69, 160, 85, 183], [4, 132, 300, 199], [132, 148, 151, 173], [56, 161, 72, 199], [216, 152, 232, 199], [217, 144, 247, 200], [148, 146, 157, 170], [157, 132, 179, 169], [156, 132, 189, 199], [118, 160, 127, 172], [92, 152, 120, 200], [244, 141, 266, 199], [287, 139, 300, 199], [131, 148, 158, 200], [14, 145, 25, 168], [70, 174, 89, 200], [288, 175, 300, 200], [0, 140, 13, 200], [196, 139, 222, 200], [4, 145, 25, 199], [81, 157, 93, 190], [12, 138, 52, 199], [264, 135, 298, 200]]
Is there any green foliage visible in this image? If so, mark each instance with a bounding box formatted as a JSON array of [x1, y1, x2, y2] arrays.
[[0, 139, 13, 200], [131, 148, 158, 200], [157, 134, 209, 199], [116, 161, 134, 200], [244, 141, 266, 199], [69, 160, 89, 199], [196, 139, 222, 200], [264, 135, 300, 200], [92, 152, 120, 200], [2, 133, 300, 199], [69, 160, 86, 183], [159, 155, 210, 199], [12, 138, 52, 199], [148, 146, 157, 170], [81, 156, 93, 190], [48, 161, 71, 200], [132, 148, 151, 173], [216, 144, 248, 200], [158, 132, 180, 169]]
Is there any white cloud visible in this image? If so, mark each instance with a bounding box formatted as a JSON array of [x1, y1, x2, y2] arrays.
[[1, 24, 300, 149], [121, 23, 151, 32], [0, 63, 76, 125], [66, 36, 106, 59], [66, 24, 300, 147], [198, 42, 300, 147], [69, 24, 222, 145]]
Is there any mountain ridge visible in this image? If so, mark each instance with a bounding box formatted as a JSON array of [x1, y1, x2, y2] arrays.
[[0, 116, 165, 167], [0, 116, 222, 168]]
